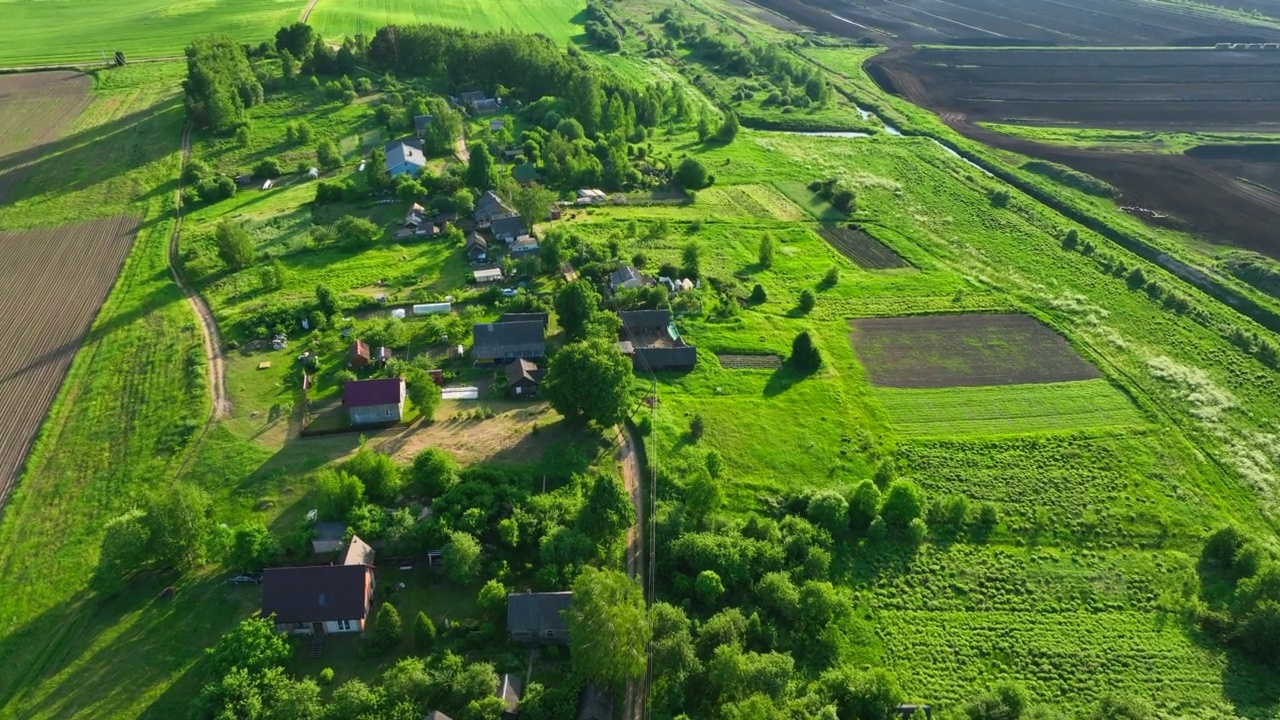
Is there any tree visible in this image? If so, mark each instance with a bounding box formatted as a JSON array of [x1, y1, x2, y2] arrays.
[[1086, 693, 1154, 720], [333, 215, 381, 248], [343, 444, 402, 500], [315, 469, 364, 519], [280, 49, 298, 82], [413, 611, 437, 650], [542, 339, 632, 426], [408, 448, 458, 497], [566, 567, 651, 688], [675, 157, 711, 190], [823, 266, 840, 286], [820, 667, 904, 720], [368, 146, 392, 189], [682, 241, 701, 279], [881, 480, 925, 532], [184, 36, 263, 133], [228, 522, 282, 571], [807, 490, 848, 535], [848, 480, 880, 534], [966, 682, 1028, 720], [578, 473, 634, 544], [750, 284, 767, 304], [316, 138, 342, 170], [275, 22, 315, 57], [373, 602, 404, 651], [695, 570, 725, 605], [478, 579, 508, 620], [791, 331, 821, 371], [206, 616, 291, 677], [466, 142, 498, 191], [405, 369, 441, 421], [145, 484, 212, 570], [215, 220, 255, 270], [798, 289, 816, 313], [444, 530, 482, 584], [756, 572, 800, 618], [255, 158, 282, 179], [717, 110, 740, 143], [684, 469, 722, 528], [513, 182, 556, 232], [315, 283, 339, 319], [96, 509, 151, 587], [555, 280, 601, 342], [260, 258, 287, 291], [758, 234, 775, 268]]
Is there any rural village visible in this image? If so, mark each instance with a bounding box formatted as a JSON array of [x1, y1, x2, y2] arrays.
[[4, 0, 1280, 719]]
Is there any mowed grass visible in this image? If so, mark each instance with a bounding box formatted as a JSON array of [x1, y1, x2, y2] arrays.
[[875, 379, 1145, 437], [308, 0, 587, 43], [0, 0, 307, 67]]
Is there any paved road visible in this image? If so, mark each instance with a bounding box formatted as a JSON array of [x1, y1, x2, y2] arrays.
[[168, 123, 229, 442]]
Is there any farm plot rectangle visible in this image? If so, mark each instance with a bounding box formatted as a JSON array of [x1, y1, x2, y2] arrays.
[[754, 0, 1279, 45], [308, 0, 585, 44], [894, 49, 1280, 128], [0, 217, 137, 503], [875, 379, 1143, 437], [849, 314, 1100, 388], [0, 72, 92, 201], [716, 354, 782, 369], [816, 224, 909, 270]]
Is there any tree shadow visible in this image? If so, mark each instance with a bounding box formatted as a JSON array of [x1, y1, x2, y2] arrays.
[[763, 363, 811, 397]]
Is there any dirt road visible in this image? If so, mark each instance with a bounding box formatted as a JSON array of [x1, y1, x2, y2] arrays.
[[299, 0, 321, 23], [616, 421, 647, 720], [455, 133, 470, 164], [168, 124, 228, 432]]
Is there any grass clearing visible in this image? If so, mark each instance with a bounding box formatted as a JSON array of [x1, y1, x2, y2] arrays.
[[308, 0, 587, 44], [875, 379, 1145, 437]]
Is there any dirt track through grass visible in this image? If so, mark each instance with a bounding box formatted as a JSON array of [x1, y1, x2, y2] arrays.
[[0, 217, 138, 505]]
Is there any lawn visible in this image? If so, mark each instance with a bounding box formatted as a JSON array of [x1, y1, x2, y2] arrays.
[[307, 0, 587, 44], [0, 0, 308, 67]]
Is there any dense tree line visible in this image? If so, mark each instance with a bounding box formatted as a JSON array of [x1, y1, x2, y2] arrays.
[[184, 35, 263, 132]]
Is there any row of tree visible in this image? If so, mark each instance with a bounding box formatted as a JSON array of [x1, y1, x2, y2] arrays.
[[184, 36, 264, 132]]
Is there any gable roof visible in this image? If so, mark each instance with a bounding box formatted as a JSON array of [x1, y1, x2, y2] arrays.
[[497, 674, 523, 714], [507, 591, 572, 635], [341, 535, 376, 567], [505, 358, 543, 387], [465, 232, 488, 252], [387, 143, 426, 170], [512, 163, 541, 184], [261, 564, 370, 623], [383, 135, 423, 154], [343, 378, 405, 407], [473, 98, 500, 114], [349, 339, 371, 362], [498, 312, 549, 328], [474, 191, 514, 221], [619, 309, 672, 332], [473, 321, 545, 359], [425, 712, 455, 720], [414, 114, 433, 132], [633, 345, 697, 371], [609, 265, 649, 287], [491, 214, 528, 238], [460, 90, 487, 104]]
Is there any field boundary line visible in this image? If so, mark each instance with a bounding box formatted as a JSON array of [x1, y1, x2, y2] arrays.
[[168, 122, 228, 476]]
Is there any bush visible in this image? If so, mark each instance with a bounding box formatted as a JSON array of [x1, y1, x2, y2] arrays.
[[790, 331, 821, 371], [823, 266, 839, 287], [988, 188, 1010, 208], [689, 414, 705, 442], [254, 158, 282, 179], [318, 668, 335, 685], [798, 289, 816, 313], [413, 611, 437, 650], [750, 283, 766, 304], [880, 480, 924, 532], [695, 570, 725, 604], [675, 157, 712, 190], [372, 602, 403, 651]]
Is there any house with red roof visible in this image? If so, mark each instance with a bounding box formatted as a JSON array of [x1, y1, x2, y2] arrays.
[[343, 377, 405, 425]]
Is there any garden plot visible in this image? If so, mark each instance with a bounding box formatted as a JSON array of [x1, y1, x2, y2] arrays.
[[715, 353, 782, 369], [850, 314, 1100, 388], [0, 72, 92, 202], [817, 224, 910, 270]]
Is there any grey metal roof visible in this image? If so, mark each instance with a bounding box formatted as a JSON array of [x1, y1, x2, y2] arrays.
[[633, 346, 697, 370], [498, 312, 549, 327], [506, 591, 572, 634], [491, 214, 527, 238], [414, 114, 433, 131], [619, 309, 672, 331], [472, 322, 545, 359], [386, 142, 425, 171]]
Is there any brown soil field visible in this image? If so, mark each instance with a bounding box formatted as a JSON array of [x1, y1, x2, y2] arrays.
[[751, 0, 1278, 45], [0, 71, 92, 202], [863, 49, 1280, 260], [882, 49, 1280, 129], [716, 353, 783, 369], [849, 314, 1100, 388], [0, 217, 138, 504], [817, 224, 910, 269]]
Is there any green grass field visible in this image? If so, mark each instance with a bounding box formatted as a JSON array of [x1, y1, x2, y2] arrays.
[[0, 0, 307, 67], [307, 0, 587, 43], [874, 380, 1145, 437]]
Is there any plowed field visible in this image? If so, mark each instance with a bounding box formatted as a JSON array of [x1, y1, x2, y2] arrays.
[[817, 224, 909, 269], [0, 217, 138, 503], [750, 0, 1278, 45], [849, 314, 1099, 388], [0, 72, 92, 202]]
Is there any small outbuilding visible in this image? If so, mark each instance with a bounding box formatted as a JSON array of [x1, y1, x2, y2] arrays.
[[374, 346, 393, 366], [473, 267, 504, 284], [496, 674, 523, 720], [348, 339, 371, 369], [343, 377, 406, 425], [505, 358, 544, 398], [465, 232, 489, 263], [608, 265, 652, 292]]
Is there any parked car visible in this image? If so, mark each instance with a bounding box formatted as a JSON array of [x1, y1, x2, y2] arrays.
[[500, 288, 518, 297], [228, 573, 263, 585]]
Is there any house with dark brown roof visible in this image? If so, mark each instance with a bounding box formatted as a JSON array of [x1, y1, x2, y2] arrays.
[[474, 191, 515, 224], [465, 232, 489, 263], [505, 359, 544, 398], [340, 534, 376, 567], [343, 377, 406, 425], [498, 312, 549, 328], [261, 563, 374, 636], [348, 339, 371, 369], [507, 591, 572, 644], [472, 321, 545, 364]]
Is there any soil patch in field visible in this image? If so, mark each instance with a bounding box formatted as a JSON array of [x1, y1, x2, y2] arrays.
[[0, 216, 137, 505], [849, 314, 1100, 388], [0, 71, 92, 202], [717, 353, 782, 369], [817, 224, 910, 269]]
